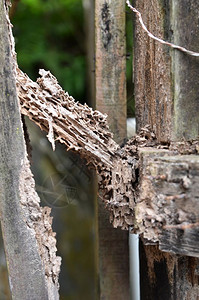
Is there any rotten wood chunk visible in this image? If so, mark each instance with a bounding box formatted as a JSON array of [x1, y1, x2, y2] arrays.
[[16, 68, 138, 230], [137, 148, 199, 257], [17, 68, 199, 256]]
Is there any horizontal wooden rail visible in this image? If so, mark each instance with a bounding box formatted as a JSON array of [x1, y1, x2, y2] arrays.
[[137, 148, 199, 257]]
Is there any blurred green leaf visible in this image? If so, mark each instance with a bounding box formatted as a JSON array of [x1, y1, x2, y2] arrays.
[[12, 0, 86, 101]]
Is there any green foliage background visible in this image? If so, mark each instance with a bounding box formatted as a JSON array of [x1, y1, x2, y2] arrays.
[[12, 0, 86, 102]]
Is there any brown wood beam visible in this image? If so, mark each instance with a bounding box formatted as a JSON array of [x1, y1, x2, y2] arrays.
[[95, 1, 129, 298], [137, 148, 199, 257], [0, 1, 61, 299]]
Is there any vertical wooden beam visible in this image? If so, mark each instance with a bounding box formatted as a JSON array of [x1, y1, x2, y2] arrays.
[[133, 0, 199, 298], [140, 243, 199, 300], [95, 1, 130, 299], [134, 0, 199, 142], [83, 0, 95, 106], [0, 1, 48, 299], [171, 1, 199, 140], [134, 0, 173, 143], [95, 0, 127, 144]]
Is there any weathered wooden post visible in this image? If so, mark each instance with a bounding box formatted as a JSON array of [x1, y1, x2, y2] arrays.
[[95, 1, 130, 299], [133, 0, 199, 298], [0, 1, 60, 298], [83, 0, 95, 106]]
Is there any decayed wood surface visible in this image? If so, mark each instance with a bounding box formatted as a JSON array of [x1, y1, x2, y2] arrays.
[[137, 148, 199, 257], [0, 2, 61, 299], [95, 1, 129, 299], [12, 0, 199, 259], [133, 0, 199, 298], [17, 67, 199, 259], [17, 68, 137, 231], [140, 243, 199, 300], [16, 66, 199, 298], [2, 0, 199, 298]]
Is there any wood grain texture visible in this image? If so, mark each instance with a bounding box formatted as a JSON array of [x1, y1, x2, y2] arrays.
[[0, 2, 61, 299], [134, 0, 199, 142], [137, 148, 199, 257], [140, 242, 199, 300], [172, 0, 199, 140], [17, 67, 199, 257], [83, 0, 95, 107], [95, 0, 126, 144], [17, 68, 137, 231], [0, 1, 48, 299], [95, 1, 129, 299], [133, 1, 199, 297], [134, 0, 173, 143], [17, 65, 134, 298]]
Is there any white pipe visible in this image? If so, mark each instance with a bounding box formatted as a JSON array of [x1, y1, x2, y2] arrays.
[[129, 233, 140, 300], [127, 118, 140, 300]]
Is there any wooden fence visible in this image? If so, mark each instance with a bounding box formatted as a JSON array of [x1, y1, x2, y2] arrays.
[[0, 0, 199, 299]]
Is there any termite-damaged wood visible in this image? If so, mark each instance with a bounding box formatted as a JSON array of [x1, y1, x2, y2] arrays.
[[19, 158, 61, 296], [16, 68, 138, 230], [133, 0, 199, 296], [16, 68, 199, 257]]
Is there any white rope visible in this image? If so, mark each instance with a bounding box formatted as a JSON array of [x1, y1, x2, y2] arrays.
[[126, 0, 199, 57]]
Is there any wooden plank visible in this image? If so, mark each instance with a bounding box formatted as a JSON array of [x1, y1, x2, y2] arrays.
[[95, 0, 127, 143], [95, 1, 130, 299], [134, 0, 199, 142], [172, 0, 199, 140], [134, 0, 173, 143], [83, 0, 95, 106], [137, 148, 199, 257]]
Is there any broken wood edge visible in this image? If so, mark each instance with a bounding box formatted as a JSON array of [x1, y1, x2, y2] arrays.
[[16, 67, 141, 231], [19, 157, 61, 296]]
